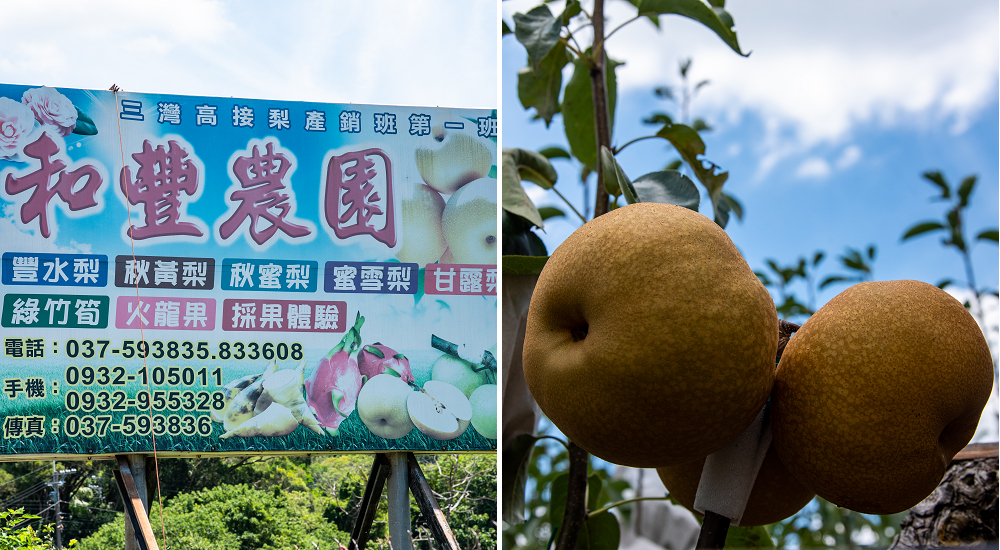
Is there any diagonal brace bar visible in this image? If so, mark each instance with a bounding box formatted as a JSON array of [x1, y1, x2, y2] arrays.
[[113, 455, 160, 550], [407, 453, 459, 550], [350, 453, 391, 550]]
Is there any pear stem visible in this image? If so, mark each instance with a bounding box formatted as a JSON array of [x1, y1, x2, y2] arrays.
[[776, 319, 801, 363]]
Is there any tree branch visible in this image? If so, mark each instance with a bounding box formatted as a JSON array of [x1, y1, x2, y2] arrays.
[[555, 441, 589, 550], [591, 0, 612, 218]]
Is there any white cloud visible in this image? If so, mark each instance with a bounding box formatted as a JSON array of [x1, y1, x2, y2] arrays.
[[795, 157, 831, 179], [505, 0, 998, 178], [0, 1, 496, 109], [834, 146, 862, 170]]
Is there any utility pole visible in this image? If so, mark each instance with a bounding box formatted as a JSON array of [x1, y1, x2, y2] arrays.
[[47, 462, 76, 550]]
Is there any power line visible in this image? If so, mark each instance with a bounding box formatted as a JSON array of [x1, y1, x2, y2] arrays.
[[0, 464, 51, 488]]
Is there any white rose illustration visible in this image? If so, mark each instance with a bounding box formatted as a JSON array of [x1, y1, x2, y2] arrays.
[[22, 87, 77, 137], [0, 97, 37, 160]]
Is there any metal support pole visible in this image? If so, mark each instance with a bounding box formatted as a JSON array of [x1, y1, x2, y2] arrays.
[[387, 453, 412, 550], [350, 453, 460, 550], [114, 455, 159, 550]]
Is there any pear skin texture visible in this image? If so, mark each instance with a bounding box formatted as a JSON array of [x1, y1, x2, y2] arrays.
[[772, 280, 994, 514], [656, 444, 815, 526], [522, 203, 778, 468]]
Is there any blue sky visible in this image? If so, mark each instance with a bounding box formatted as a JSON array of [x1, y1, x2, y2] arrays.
[[503, 0, 999, 438], [502, 0, 997, 317]]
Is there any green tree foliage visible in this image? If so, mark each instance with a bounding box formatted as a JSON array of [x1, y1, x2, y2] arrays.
[[0, 509, 51, 550], [60, 454, 495, 550], [770, 498, 905, 549], [73, 484, 350, 550], [902, 170, 999, 317], [413, 455, 497, 549], [755, 246, 877, 322]]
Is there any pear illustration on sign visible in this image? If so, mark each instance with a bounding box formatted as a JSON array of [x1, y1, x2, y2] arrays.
[[414, 126, 492, 194], [397, 127, 496, 266]]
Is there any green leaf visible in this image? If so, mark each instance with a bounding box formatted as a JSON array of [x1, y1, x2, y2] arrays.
[[946, 208, 960, 230], [538, 206, 566, 220], [654, 86, 675, 100], [72, 106, 98, 136], [722, 191, 742, 220], [957, 175, 977, 207], [726, 525, 775, 548], [502, 255, 550, 275], [643, 112, 674, 125], [665, 159, 683, 171], [502, 148, 557, 228], [813, 251, 825, 266], [655, 121, 730, 227], [576, 511, 621, 550], [936, 279, 954, 289], [539, 146, 572, 159], [754, 270, 772, 287], [902, 221, 946, 241], [775, 295, 813, 317], [626, 0, 661, 27], [561, 0, 582, 24], [586, 474, 604, 511], [518, 43, 570, 126], [636, 0, 748, 56], [549, 473, 570, 527], [819, 275, 851, 290], [503, 210, 548, 256], [502, 20, 513, 36], [514, 5, 563, 71], [692, 118, 712, 132], [632, 170, 700, 211], [507, 148, 558, 190], [976, 229, 999, 243], [841, 249, 869, 273], [502, 434, 540, 524], [562, 54, 620, 172], [714, 194, 732, 228], [922, 170, 950, 199], [600, 146, 637, 200]]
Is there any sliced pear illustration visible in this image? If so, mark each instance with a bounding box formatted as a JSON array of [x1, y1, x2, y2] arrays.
[[407, 380, 472, 440]]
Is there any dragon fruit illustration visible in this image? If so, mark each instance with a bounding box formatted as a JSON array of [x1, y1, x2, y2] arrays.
[[358, 343, 414, 383], [305, 313, 365, 436]]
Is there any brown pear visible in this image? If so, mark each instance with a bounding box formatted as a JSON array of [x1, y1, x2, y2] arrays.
[[656, 444, 815, 526], [522, 203, 778, 468], [772, 280, 993, 514]]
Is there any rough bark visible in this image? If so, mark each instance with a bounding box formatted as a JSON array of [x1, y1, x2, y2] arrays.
[[890, 455, 998, 548]]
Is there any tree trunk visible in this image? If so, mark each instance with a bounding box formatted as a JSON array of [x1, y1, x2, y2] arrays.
[[890, 445, 998, 548]]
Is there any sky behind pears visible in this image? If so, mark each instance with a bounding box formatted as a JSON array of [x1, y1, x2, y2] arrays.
[[502, 0, 999, 440]]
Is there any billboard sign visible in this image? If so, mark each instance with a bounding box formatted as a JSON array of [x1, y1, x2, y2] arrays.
[[0, 84, 498, 458]]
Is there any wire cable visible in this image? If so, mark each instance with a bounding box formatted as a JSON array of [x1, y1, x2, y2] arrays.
[[114, 89, 168, 547]]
